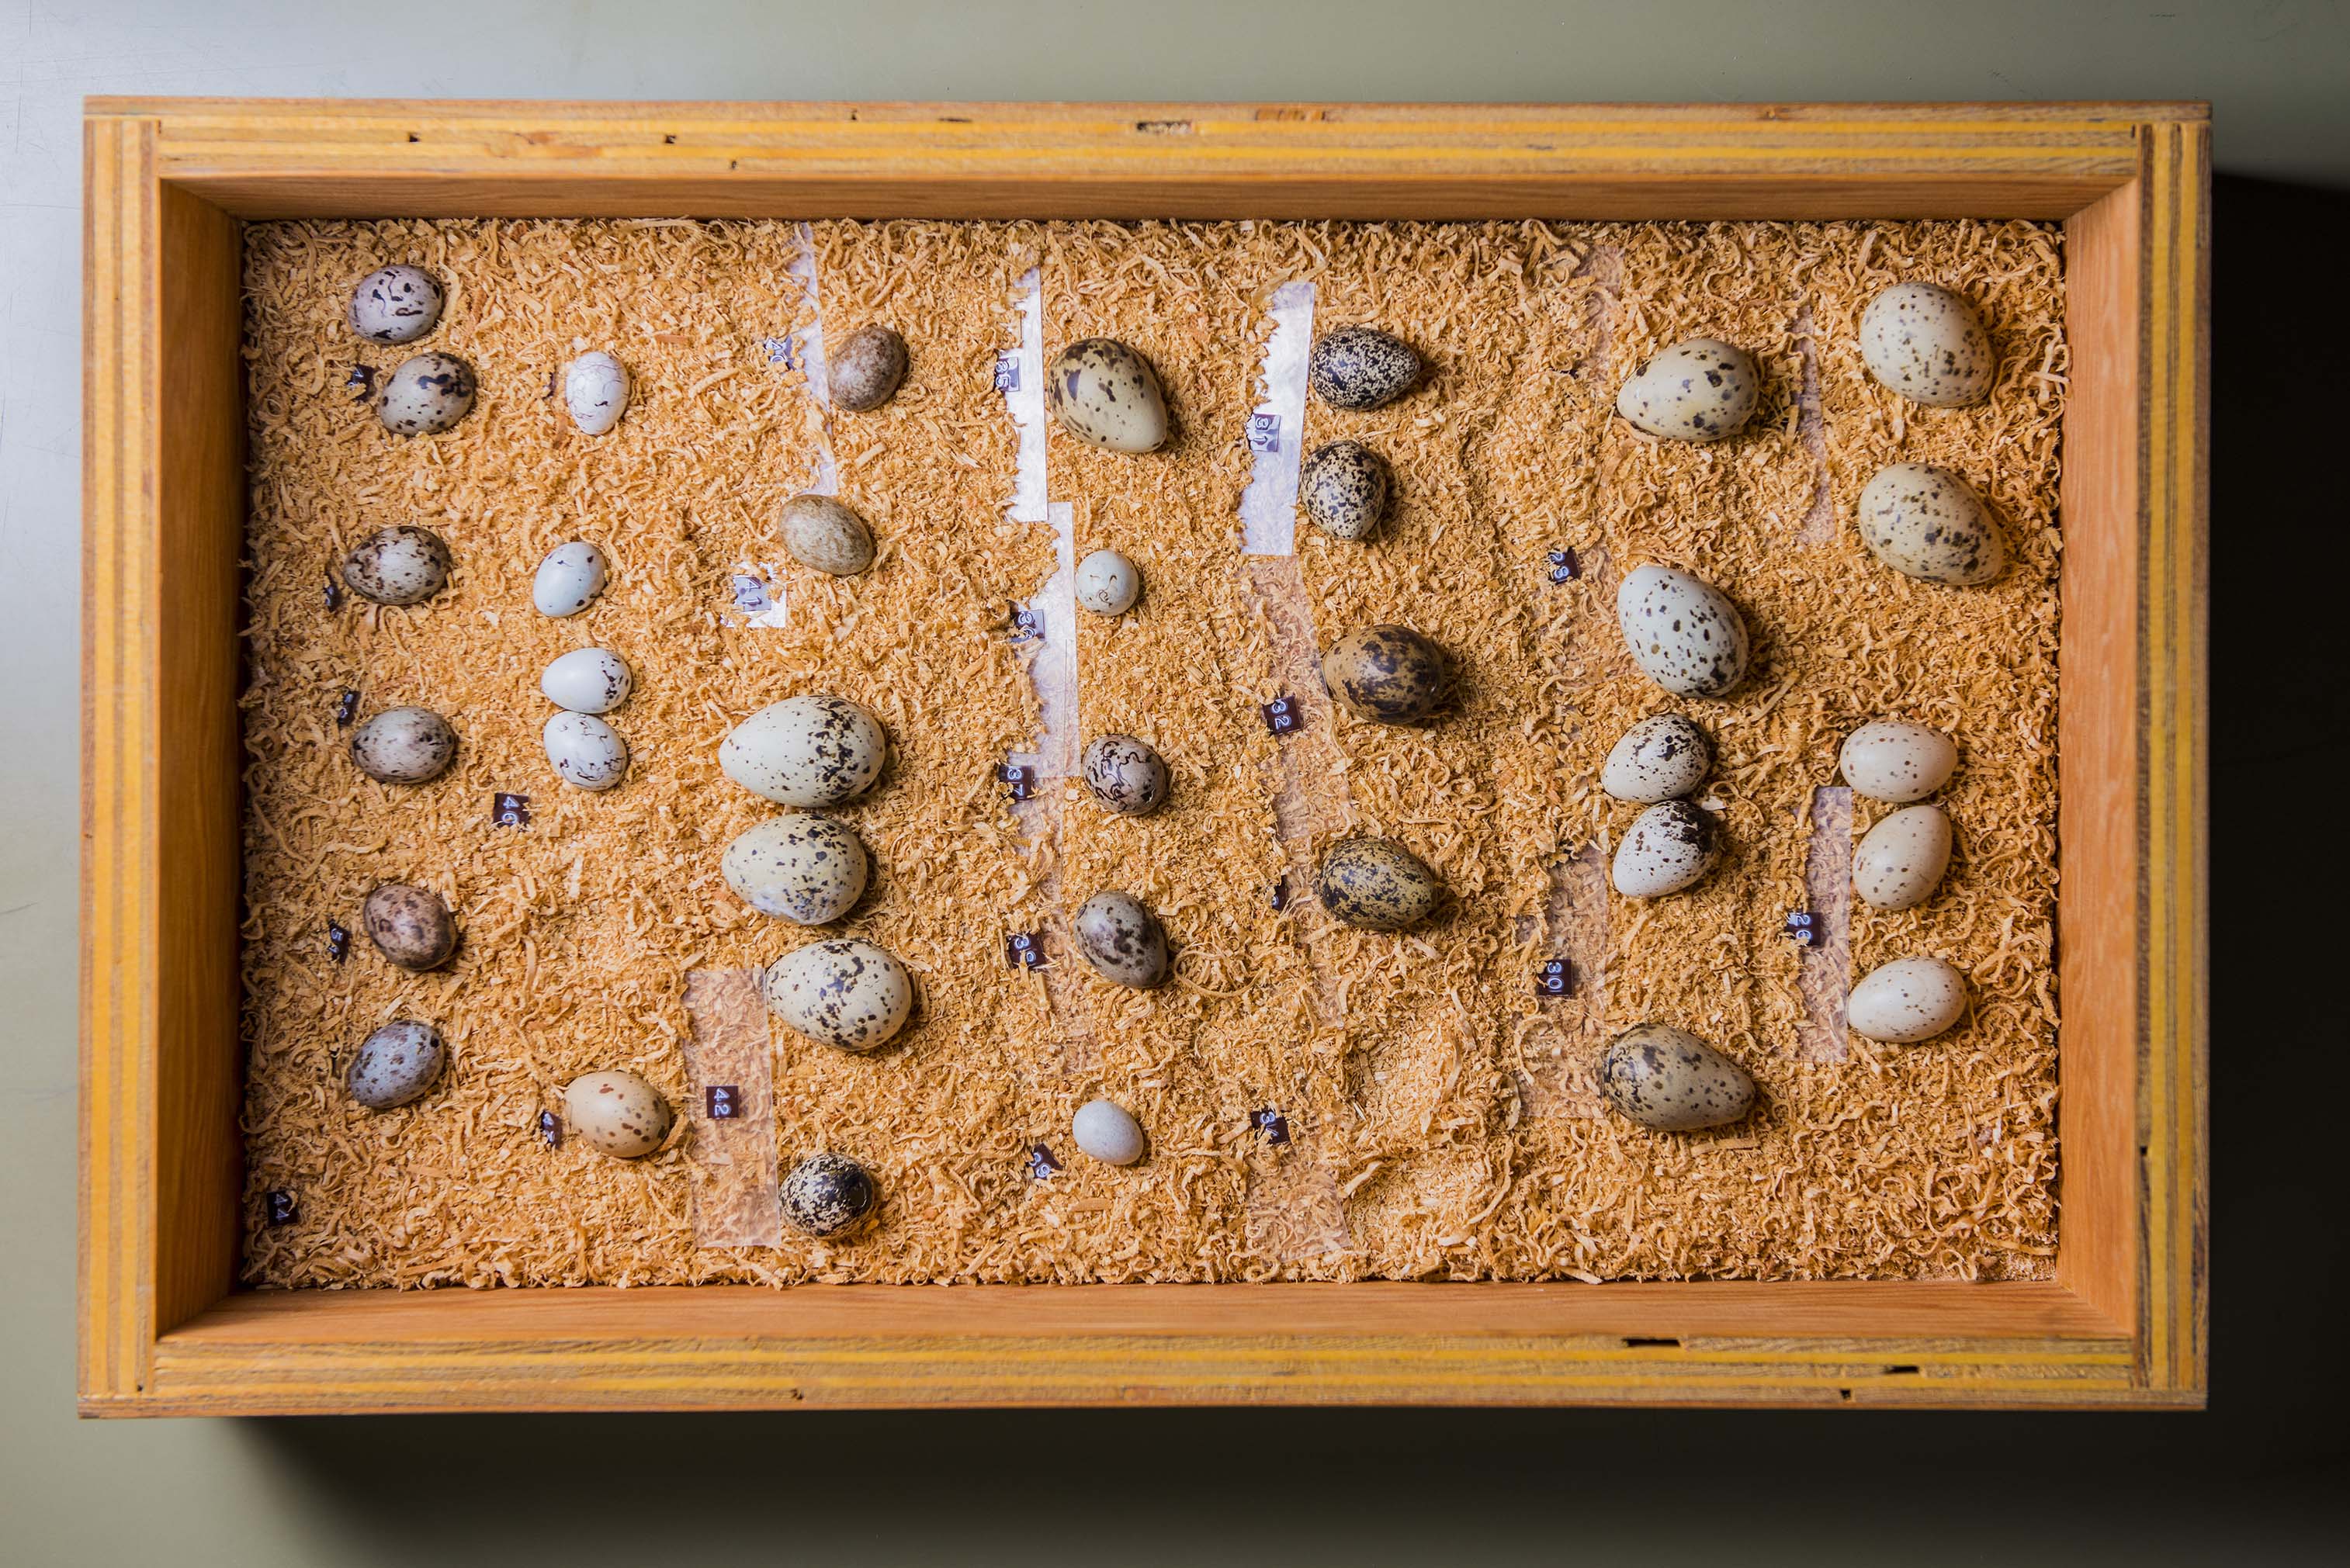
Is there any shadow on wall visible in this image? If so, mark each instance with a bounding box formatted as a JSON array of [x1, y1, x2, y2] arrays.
[[235, 175, 2348, 1566]]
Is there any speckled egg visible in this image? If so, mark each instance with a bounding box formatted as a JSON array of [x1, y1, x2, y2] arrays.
[[1616, 564, 1750, 697], [532, 540, 609, 618], [563, 350, 629, 435], [1313, 836, 1443, 931], [1073, 1099, 1146, 1166], [1839, 720, 1957, 802], [1299, 440, 1392, 542], [1860, 281, 1994, 408], [1600, 713, 1714, 803], [1321, 623, 1449, 725], [1596, 1023, 1756, 1132], [721, 813, 868, 925], [1611, 800, 1721, 898], [341, 525, 452, 605], [562, 1068, 673, 1158], [542, 712, 628, 791], [539, 647, 633, 715], [1046, 337, 1169, 454], [778, 493, 876, 576], [376, 351, 476, 436], [1081, 733, 1169, 817], [350, 706, 456, 785], [766, 938, 915, 1053], [720, 694, 887, 808], [1615, 337, 1761, 443], [346, 1020, 446, 1111], [348, 265, 444, 345], [1856, 464, 2007, 587], [1073, 891, 1170, 990], [1847, 955, 1969, 1043], [361, 882, 456, 971], [1074, 548, 1141, 615], [829, 325, 909, 412], [782, 1152, 877, 1236], [1308, 326, 1421, 410], [1854, 804, 1953, 912]]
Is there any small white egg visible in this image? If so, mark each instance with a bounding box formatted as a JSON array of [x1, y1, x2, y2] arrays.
[[765, 938, 915, 1054], [1072, 1099, 1146, 1165], [1848, 955, 1969, 1044], [542, 711, 629, 791], [1853, 804, 1953, 912], [1856, 464, 2007, 587], [563, 1069, 672, 1158], [1075, 549, 1141, 615], [1615, 337, 1761, 443], [563, 351, 630, 435], [348, 265, 445, 345], [1600, 713, 1713, 803], [1611, 799, 1722, 898], [539, 647, 633, 714], [1617, 564, 1750, 697], [719, 694, 887, 808], [532, 541, 609, 618], [721, 814, 869, 925], [1839, 721, 1957, 801], [1860, 282, 1994, 408], [1046, 338, 1169, 454]]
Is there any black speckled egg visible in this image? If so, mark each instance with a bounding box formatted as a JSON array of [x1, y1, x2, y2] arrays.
[[350, 706, 456, 785], [721, 813, 869, 925], [1614, 564, 1750, 697], [1321, 623, 1449, 725], [1073, 890, 1170, 989], [1081, 733, 1170, 817], [782, 1151, 878, 1237], [362, 882, 457, 971], [1312, 836, 1443, 931], [1856, 463, 2006, 587], [1308, 326, 1422, 410], [1046, 337, 1169, 454], [376, 351, 476, 436], [345, 1019, 446, 1111], [1611, 799, 1721, 898], [829, 325, 909, 412], [1596, 1023, 1756, 1131], [1299, 440, 1392, 542], [765, 938, 915, 1052], [348, 264, 444, 344], [778, 493, 877, 576], [341, 524, 452, 605]]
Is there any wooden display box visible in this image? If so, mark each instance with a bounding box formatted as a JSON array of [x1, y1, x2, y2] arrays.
[[80, 99, 2207, 1414]]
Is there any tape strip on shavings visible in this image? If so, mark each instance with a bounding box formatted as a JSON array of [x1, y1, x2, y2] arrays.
[[681, 967, 785, 1248], [1796, 784, 1855, 1061], [1511, 839, 1610, 1118], [1238, 279, 1316, 557]]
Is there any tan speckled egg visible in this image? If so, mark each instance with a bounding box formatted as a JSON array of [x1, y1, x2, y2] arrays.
[[720, 694, 887, 808], [1853, 804, 1953, 912], [1313, 836, 1443, 931], [828, 325, 908, 412], [1299, 440, 1392, 541], [1614, 337, 1761, 443], [345, 1020, 446, 1112], [1072, 890, 1170, 989], [778, 493, 876, 576], [350, 706, 456, 785], [361, 882, 456, 971], [376, 351, 476, 436], [1321, 624, 1449, 725], [1046, 337, 1168, 454], [1839, 720, 1957, 802], [1600, 713, 1713, 803], [765, 938, 915, 1053], [1611, 800, 1721, 898], [341, 524, 451, 605], [721, 813, 869, 925], [1596, 1023, 1756, 1132], [1856, 464, 2007, 587], [1860, 281, 1994, 407], [1616, 565, 1749, 697], [562, 1069, 673, 1158], [1847, 955, 1969, 1044]]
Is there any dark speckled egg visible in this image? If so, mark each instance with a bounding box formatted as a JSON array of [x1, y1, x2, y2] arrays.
[[1046, 337, 1169, 454], [1321, 623, 1449, 725], [723, 813, 869, 925], [1611, 799, 1721, 898], [1081, 733, 1170, 817], [1073, 890, 1170, 989], [766, 938, 914, 1053], [376, 351, 476, 436], [1299, 440, 1392, 542], [1308, 326, 1422, 411], [782, 1151, 878, 1237], [362, 882, 457, 971], [345, 1019, 445, 1111], [341, 524, 452, 605], [1596, 1023, 1756, 1131], [348, 264, 444, 344], [1312, 836, 1443, 931]]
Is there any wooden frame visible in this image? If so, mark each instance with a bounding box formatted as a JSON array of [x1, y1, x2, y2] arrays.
[[80, 99, 2208, 1414]]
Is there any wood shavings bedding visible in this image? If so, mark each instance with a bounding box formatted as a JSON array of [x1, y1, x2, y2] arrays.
[[238, 217, 2063, 1289]]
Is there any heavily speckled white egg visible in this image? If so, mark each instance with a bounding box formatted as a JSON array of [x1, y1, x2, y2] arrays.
[[721, 813, 869, 925], [1848, 955, 1968, 1043], [1857, 464, 2007, 587], [1615, 337, 1761, 443], [1839, 720, 1957, 801], [376, 351, 477, 436], [1046, 338, 1169, 454], [563, 351, 629, 435], [1854, 804, 1953, 912], [766, 938, 915, 1054], [719, 694, 887, 808], [345, 1019, 446, 1111], [532, 541, 608, 618], [1073, 1099, 1147, 1165], [1075, 549, 1141, 615], [348, 265, 444, 345], [1617, 564, 1750, 697], [539, 647, 633, 714], [1860, 282, 1993, 408], [542, 711, 629, 791], [563, 1068, 672, 1158], [1600, 712, 1713, 803], [1611, 800, 1721, 898], [341, 524, 452, 606]]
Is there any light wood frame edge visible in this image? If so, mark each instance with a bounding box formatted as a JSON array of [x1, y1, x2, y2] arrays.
[[78, 99, 2209, 1415]]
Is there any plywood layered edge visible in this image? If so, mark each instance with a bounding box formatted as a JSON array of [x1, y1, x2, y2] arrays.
[[79, 99, 2208, 1414]]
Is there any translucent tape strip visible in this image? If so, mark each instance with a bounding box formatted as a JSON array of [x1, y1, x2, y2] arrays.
[[1512, 840, 1610, 1118], [1797, 785, 1856, 1061], [681, 967, 784, 1248]]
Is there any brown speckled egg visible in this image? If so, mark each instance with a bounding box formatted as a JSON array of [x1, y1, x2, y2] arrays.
[[361, 882, 456, 971], [1860, 281, 1994, 408], [341, 525, 451, 605], [1839, 720, 1957, 802], [348, 264, 443, 344], [350, 706, 456, 785], [1847, 955, 1968, 1043], [1313, 836, 1442, 931], [376, 351, 476, 436], [1309, 326, 1421, 410], [1616, 565, 1749, 697], [778, 493, 876, 577], [1321, 623, 1449, 725], [1299, 440, 1392, 541], [829, 326, 909, 412], [1596, 1023, 1756, 1131], [345, 1019, 446, 1111], [721, 694, 887, 808], [782, 1151, 877, 1237], [1615, 337, 1761, 442], [1073, 890, 1170, 989], [1046, 337, 1168, 454], [1081, 733, 1169, 817], [1611, 800, 1721, 898], [1853, 804, 1952, 912], [766, 938, 915, 1053], [562, 1068, 673, 1158], [1856, 464, 2006, 587], [1600, 712, 1714, 803], [721, 813, 869, 925]]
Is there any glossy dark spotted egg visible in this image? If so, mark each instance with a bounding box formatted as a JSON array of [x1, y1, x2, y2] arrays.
[[782, 1151, 878, 1237], [1312, 836, 1442, 931], [1320, 623, 1449, 725], [1308, 326, 1421, 410], [1299, 439, 1392, 542]]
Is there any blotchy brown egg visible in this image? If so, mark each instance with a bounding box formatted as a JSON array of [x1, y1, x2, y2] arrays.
[[829, 326, 909, 412], [1313, 836, 1443, 931], [1072, 890, 1170, 989], [1321, 624, 1449, 725], [361, 882, 456, 970], [1596, 1023, 1756, 1131], [1081, 733, 1170, 816], [1047, 338, 1169, 454]]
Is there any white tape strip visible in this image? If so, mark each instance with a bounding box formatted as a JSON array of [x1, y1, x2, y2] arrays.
[[1003, 265, 1047, 526], [1792, 305, 1835, 547], [1796, 785, 1855, 1061], [789, 221, 839, 497], [1010, 501, 1081, 781], [1239, 279, 1317, 556]]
